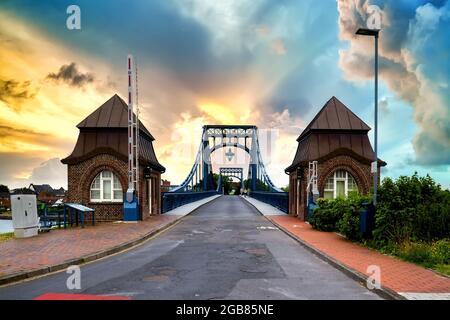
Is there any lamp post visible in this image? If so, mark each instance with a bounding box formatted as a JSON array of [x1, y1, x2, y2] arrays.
[[355, 28, 380, 206], [144, 166, 153, 214]]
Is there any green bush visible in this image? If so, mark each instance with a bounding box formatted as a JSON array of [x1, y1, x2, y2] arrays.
[[309, 195, 370, 234], [431, 239, 450, 264], [389, 239, 450, 271], [337, 194, 372, 241], [309, 198, 343, 231], [373, 173, 450, 246], [397, 242, 434, 266], [308, 172, 449, 275]]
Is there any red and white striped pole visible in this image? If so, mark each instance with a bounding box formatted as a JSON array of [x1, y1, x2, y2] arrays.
[[127, 55, 134, 197]]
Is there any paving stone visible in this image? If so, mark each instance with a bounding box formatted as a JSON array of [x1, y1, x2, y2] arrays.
[[0, 215, 178, 279], [269, 215, 450, 298]]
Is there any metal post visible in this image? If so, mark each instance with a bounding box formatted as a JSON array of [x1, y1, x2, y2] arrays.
[[373, 34, 378, 206], [296, 178, 300, 217], [356, 28, 380, 207], [202, 139, 209, 191], [127, 55, 134, 194], [135, 57, 140, 203], [149, 178, 152, 214], [251, 132, 257, 191]]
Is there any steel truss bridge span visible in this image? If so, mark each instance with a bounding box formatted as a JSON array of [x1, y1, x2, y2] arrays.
[[170, 125, 282, 193], [161, 125, 288, 214], [217, 167, 244, 193]]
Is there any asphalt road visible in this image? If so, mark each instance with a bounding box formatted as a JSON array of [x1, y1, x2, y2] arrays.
[[0, 196, 381, 300]]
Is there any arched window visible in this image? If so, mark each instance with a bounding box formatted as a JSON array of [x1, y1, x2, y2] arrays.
[[323, 169, 358, 199], [90, 170, 123, 202]]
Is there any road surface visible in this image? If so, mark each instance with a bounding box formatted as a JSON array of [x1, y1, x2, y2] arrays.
[[0, 196, 380, 299]]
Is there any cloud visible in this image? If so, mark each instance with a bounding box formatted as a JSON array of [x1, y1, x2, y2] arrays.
[[0, 152, 40, 188], [379, 97, 389, 114], [0, 125, 49, 138], [173, 0, 262, 55], [0, 154, 67, 189], [3, 0, 447, 189], [337, 0, 450, 165], [0, 124, 57, 153], [46, 62, 94, 88], [0, 78, 38, 111], [29, 157, 67, 189], [270, 38, 286, 56]]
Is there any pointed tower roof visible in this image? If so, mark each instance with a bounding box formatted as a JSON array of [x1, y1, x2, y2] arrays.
[[285, 96, 385, 173], [62, 94, 165, 172], [77, 94, 154, 140], [297, 96, 370, 142]]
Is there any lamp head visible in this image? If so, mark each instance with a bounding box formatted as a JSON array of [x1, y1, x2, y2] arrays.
[[356, 28, 380, 37]]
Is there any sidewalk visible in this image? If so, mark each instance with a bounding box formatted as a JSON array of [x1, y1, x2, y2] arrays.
[[240, 195, 286, 215], [243, 196, 450, 300], [0, 195, 220, 286]]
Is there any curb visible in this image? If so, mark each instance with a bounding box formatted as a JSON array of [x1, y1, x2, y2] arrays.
[[0, 218, 181, 287], [0, 195, 221, 287], [241, 195, 405, 301]]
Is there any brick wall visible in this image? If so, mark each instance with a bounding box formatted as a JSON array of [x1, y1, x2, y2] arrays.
[[288, 155, 377, 220], [66, 153, 161, 221], [288, 167, 308, 220]]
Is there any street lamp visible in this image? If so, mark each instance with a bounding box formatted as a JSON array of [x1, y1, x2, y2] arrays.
[[355, 28, 380, 206]]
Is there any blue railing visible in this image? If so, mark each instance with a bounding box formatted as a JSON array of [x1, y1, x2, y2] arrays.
[[161, 191, 218, 213], [249, 191, 289, 213]]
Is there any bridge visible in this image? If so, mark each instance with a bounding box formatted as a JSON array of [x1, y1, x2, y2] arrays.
[[217, 168, 244, 193], [162, 125, 288, 213]]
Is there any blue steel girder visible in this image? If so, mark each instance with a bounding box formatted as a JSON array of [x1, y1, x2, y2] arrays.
[[218, 167, 244, 193], [210, 142, 250, 155], [219, 168, 243, 182], [170, 125, 282, 193]]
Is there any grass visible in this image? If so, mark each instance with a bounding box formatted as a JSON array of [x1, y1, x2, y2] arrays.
[[434, 264, 450, 277], [365, 239, 450, 277], [0, 232, 14, 242], [0, 210, 12, 218]]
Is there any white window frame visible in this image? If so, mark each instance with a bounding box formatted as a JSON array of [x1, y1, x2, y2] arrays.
[[323, 169, 358, 199], [90, 170, 123, 203]]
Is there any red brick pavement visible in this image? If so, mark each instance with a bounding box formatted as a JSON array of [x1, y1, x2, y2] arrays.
[[34, 293, 131, 300], [269, 215, 450, 294], [0, 215, 178, 280]]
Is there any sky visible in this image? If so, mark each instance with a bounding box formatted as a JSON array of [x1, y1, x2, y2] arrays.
[[0, 0, 449, 190]]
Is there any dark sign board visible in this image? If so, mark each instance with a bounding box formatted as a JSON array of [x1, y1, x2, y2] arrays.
[[143, 166, 152, 179]]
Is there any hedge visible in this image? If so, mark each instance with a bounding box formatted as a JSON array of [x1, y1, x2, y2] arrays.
[[310, 194, 370, 238], [373, 173, 450, 246], [309, 173, 450, 245]]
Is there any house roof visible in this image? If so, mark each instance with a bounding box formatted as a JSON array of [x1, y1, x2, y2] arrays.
[[77, 94, 154, 140], [297, 96, 371, 142], [286, 97, 385, 172], [29, 184, 54, 194], [62, 94, 165, 172]]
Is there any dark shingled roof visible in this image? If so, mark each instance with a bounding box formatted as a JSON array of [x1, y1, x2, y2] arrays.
[[29, 184, 54, 194], [62, 94, 165, 172], [297, 96, 371, 141], [286, 96, 385, 172], [77, 94, 154, 140]]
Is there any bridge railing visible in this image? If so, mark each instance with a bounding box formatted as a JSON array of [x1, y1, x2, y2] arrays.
[[249, 191, 289, 213], [161, 191, 218, 213]]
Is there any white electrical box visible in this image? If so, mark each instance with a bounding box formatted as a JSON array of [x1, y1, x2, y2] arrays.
[[371, 161, 378, 173], [10, 194, 39, 238]]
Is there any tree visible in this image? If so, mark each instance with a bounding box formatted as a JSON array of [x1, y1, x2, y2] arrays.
[[243, 178, 269, 192], [0, 185, 9, 193]]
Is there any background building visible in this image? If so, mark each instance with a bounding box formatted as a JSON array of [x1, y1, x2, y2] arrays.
[[28, 184, 66, 204], [285, 96, 386, 220], [161, 179, 172, 192], [61, 94, 165, 221]]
